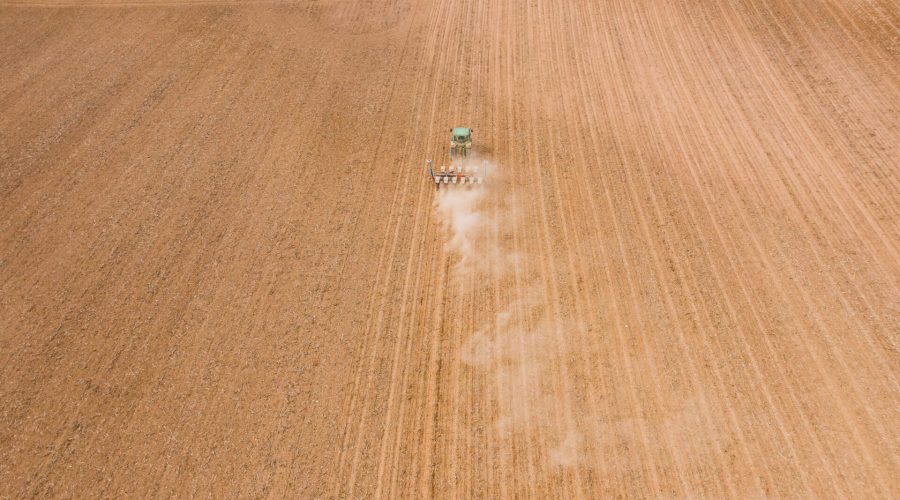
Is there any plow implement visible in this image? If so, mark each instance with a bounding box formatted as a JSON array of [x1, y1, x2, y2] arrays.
[[428, 160, 486, 187]]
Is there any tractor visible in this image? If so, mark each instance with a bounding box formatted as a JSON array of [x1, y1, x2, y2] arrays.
[[425, 126, 487, 188], [450, 127, 472, 159]]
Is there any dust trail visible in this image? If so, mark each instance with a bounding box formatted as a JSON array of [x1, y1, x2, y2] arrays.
[[434, 186, 485, 268], [435, 164, 723, 474], [435, 165, 584, 466], [433, 161, 518, 276], [435, 166, 718, 470], [458, 284, 584, 466]]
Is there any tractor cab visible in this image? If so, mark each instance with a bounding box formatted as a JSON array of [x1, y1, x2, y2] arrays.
[[452, 127, 472, 144]]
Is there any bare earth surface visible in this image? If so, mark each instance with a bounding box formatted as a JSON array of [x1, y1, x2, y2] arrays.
[[1, 0, 898, 497]]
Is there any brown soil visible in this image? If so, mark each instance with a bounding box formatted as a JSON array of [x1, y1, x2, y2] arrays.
[[1, 0, 898, 497]]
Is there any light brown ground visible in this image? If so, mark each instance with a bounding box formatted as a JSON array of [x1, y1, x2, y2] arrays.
[[1, 0, 898, 497]]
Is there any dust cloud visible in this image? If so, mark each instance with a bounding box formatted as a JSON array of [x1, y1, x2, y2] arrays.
[[433, 161, 518, 276], [434, 165, 586, 468], [434, 164, 714, 475], [434, 186, 485, 267]]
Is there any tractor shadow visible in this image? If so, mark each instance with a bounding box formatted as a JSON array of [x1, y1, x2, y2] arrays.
[[474, 144, 494, 157]]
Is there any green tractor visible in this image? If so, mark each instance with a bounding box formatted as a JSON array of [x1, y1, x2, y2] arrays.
[[450, 127, 472, 159]]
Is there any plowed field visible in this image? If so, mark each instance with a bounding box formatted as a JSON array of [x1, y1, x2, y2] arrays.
[[1, 0, 898, 497]]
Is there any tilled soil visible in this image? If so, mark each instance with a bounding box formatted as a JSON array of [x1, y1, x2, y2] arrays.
[[1, 0, 898, 497]]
